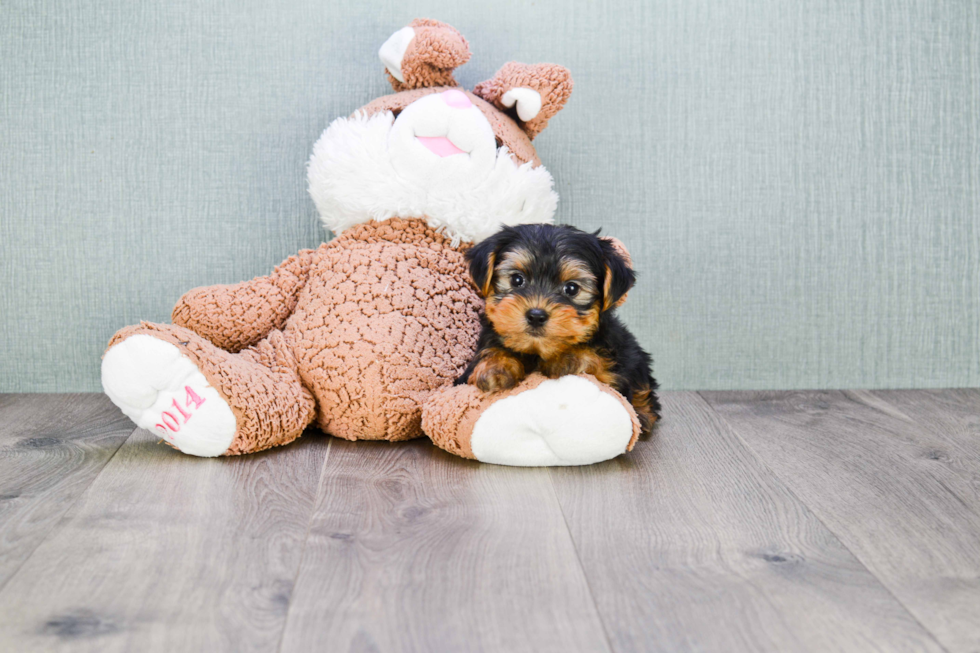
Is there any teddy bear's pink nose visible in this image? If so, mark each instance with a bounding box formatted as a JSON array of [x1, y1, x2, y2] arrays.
[[441, 89, 472, 109]]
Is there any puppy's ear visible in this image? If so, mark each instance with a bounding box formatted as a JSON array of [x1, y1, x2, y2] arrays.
[[466, 231, 510, 297], [598, 236, 636, 311]]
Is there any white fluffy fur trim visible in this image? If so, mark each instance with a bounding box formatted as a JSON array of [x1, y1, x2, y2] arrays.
[[307, 111, 558, 245]]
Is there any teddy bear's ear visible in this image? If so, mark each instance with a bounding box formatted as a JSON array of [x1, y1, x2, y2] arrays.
[[378, 19, 471, 92], [598, 236, 635, 310], [473, 62, 573, 139]]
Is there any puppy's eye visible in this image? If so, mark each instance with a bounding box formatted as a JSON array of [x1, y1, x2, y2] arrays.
[[510, 273, 526, 288], [563, 282, 580, 297]]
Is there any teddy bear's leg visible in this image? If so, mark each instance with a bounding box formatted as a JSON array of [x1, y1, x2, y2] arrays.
[[101, 323, 315, 457], [422, 373, 641, 467]]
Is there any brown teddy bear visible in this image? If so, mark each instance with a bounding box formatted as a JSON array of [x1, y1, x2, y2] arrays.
[[101, 19, 642, 465]]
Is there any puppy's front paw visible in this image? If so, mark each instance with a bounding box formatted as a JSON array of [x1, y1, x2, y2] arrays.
[[540, 350, 583, 378], [468, 349, 525, 393], [540, 347, 611, 381], [473, 369, 520, 393]]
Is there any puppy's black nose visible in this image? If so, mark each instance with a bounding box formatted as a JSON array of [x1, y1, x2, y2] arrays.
[[525, 308, 549, 327]]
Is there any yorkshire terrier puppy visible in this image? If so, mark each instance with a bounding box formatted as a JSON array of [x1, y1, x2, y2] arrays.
[[456, 224, 661, 435]]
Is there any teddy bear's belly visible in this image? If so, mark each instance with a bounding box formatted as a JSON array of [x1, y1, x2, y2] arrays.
[[283, 219, 482, 442]]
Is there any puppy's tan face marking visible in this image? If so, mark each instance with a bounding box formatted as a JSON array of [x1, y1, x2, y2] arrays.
[[485, 294, 600, 358], [480, 252, 496, 296], [602, 264, 617, 311], [558, 259, 598, 306], [491, 247, 534, 294], [544, 302, 600, 351], [484, 245, 603, 358]]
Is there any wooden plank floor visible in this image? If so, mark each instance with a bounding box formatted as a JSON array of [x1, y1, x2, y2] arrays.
[[0, 390, 976, 652], [703, 390, 980, 653]]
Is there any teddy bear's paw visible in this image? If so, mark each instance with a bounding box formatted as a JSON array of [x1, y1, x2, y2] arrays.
[[102, 334, 237, 457], [470, 375, 635, 466]]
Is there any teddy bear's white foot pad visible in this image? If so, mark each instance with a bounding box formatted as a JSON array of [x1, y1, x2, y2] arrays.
[[470, 375, 634, 466], [101, 335, 236, 457]]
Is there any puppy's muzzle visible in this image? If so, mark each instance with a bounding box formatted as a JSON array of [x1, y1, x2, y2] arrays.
[[525, 308, 549, 328]]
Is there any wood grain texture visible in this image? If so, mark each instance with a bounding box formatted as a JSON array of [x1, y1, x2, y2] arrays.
[[0, 427, 329, 653], [2, 391, 976, 651], [278, 438, 610, 653], [703, 390, 980, 653], [551, 392, 943, 653], [0, 394, 134, 590], [870, 389, 980, 469]]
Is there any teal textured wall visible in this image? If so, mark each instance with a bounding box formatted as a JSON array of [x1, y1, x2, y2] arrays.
[[2, 0, 978, 391]]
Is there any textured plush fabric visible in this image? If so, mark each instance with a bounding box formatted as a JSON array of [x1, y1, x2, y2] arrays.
[[385, 19, 471, 92], [422, 373, 641, 460], [108, 218, 483, 453], [97, 15, 594, 459], [172, 249, 318, 353], [163, 218, 482, 453], [359, 89, 542, 167], [108, 322, 316, 455], [285, 218, 482, 441], [307, 100, 556, 244], [474, 62, 574, 139]]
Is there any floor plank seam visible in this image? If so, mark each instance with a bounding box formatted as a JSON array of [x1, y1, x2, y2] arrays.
[[0, 424, 140, 597], [864, 390, 980, 478], [695, 391, 953, 653], [275, 437, 333, 653], [546, 472, 616, 653]]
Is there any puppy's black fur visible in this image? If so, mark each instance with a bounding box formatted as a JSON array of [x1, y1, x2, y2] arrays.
[[456, 224, 661, 435]]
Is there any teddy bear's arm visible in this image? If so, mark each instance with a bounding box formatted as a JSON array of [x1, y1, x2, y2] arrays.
[[171, 248, 319, 352]]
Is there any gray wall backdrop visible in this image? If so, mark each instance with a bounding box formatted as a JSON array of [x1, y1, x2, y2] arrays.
[[2, 0, 979, 392]]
